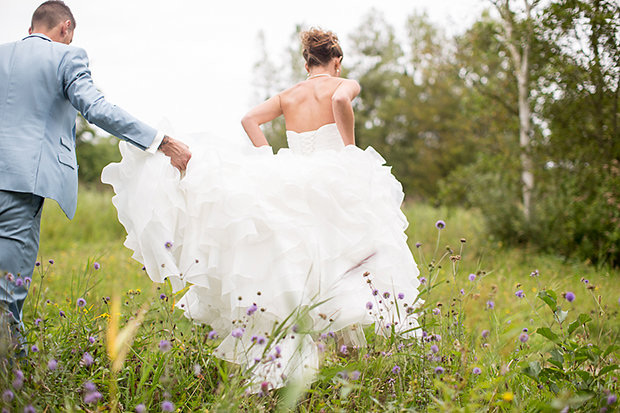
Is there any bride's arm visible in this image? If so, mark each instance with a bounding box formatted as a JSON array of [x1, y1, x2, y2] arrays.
[[332, 79, 361, 146], [241, 95, 283, 147]]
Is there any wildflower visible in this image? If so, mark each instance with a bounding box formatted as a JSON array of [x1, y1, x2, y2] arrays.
[[530, 269, 539, 277], [2, 390, 14, 402], [372, 289, 379, 296], [260, 381, 269, 394], [340, 345, 348, 354], [161, 401, 175, 412], [366, 301, 373, 310], [472, 367, 481, 375], [93, 262, 100, 270], [207, 330, 218, 340], [15, 278, 23, 287], [247, 303, 258, 316], [486, 300, 495, 309], [35, 261, 41, 267], [434, 366, 444, 374], [88, 336, 96, 344], [14, 369, 24, 381], [164, 241, 173, 250], [415, 242, 422, 248], [80, 352, 94, 367], [59, 310, 66, 318], [135, 404, 146, 413], [608, 394, 617, 405], [481, 330, 490, 339], [84, 391, 102, 404], [49, 259, 54, 265], [159, 293, 166, 300], [47, 359, 58, 370], [564, 291, 575, 302], [24, 277, 32, 287], [502, 392, 514, 402], [519, 333, 529, 343], [392, 365, 401, 374], [257, 336, 266, 345], [460, 289, 465, 295], [433, 334, 442, 342], [435, 220, 446, 230], [383, 292, 390, 299], [398, 292, 405, 300], [581, 278, 589, 284], [158, 340, 172, 352], [35, 318, 42, 326], [31, 344, 39, 353], [77, 298, 86, 307], [350, 370, 361, 380], [23, 405, 36, 413], [431, 344, 439, 354], [515, 290, 524, 298], [231, 328, 244, 339], [317, 342, 326, 352], [292, 324, 299, 333], [84, 381, 97, 392]]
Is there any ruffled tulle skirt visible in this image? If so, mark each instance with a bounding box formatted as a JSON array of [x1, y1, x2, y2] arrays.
[[102, 135, 421, 387]]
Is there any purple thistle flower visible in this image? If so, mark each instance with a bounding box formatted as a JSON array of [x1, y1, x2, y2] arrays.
[[84, 391, 102, 404], [460, 289, 465, 295], [530, 269, 539, 277], [257, 336, 266, 345], [582, 279, 589, 284], [565, 291, 575, 302], [434, 366, 445, 374], [481, 329, 490, 339], [31, 344, 39, 353], [260, 381, 269, 394], [419, 277, 427, 284], [24, 277, 31, 286], [135, 404, 147, 413], [515, 290, 524, 298], [398, 292, 405, 300], [2, 390, 14, 402], [366, 301, 373, 310], [93, 262, 100, 270], [84, 381, 97, 392], [608, 394, 617, 405], [161, 400, 175, 412], [23, 405, 36, 413], [231, 328, 244, 339], [77, 298, 86, 307], [435, 220, 446, 230], [158, 340, 172, 352], [473, 367, 482, 375], [415, 242, 422, 248], [486, 300, 495, 309], [519, 333, 529, 343], [340, 345, 348, 354], [246, 303, 258, 316], [35, 261, 41, 267], [88, 336, 96, 344], [372, 289, 379, 296], [35, 318, 42, 326], [14, 370, 24, 381], [59, 310, 66, 318], [15, 278, 23, 287], [392, 365, 401, 374], [207, 330, 218, 340], [47, 359, 58, 370], [432, 308, 441, 316], [12, 378, 23, 390], [383, 292, 390, 299], [80, 352, 94, 367], [468, 273, 476, 281], [48, 259, 54, 265], [431, 344, 439, 354]]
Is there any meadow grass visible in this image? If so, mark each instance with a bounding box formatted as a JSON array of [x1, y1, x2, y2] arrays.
[[1, 188, 618, 412]]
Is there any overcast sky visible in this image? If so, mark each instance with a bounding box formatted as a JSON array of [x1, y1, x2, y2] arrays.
[[1, 0, 487, 141]]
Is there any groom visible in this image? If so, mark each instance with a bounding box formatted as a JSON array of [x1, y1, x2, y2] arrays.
[[0, 0, 192, 347]]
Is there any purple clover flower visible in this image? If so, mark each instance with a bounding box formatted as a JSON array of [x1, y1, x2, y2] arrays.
[[468, 273, 476, 281], [81, 352, 94, 367], [435, 220, 446, 230], [158, 340, 172, 352], [77, 298, 86, 307], [565, 291, 575, 302], [161, 401, 175, 412], [231, 328, 244, 339]]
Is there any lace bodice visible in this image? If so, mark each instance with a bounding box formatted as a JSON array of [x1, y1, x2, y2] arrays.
[[286, 123, 345, 155]]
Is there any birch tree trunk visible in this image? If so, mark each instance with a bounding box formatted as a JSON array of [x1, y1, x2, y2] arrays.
[[493, 0, 536, 220]]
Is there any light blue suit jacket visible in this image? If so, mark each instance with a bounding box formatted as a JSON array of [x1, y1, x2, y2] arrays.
[[0, 33, 157, 219]]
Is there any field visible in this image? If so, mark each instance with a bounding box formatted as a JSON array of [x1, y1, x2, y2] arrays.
[[1, 188, 618, 412]]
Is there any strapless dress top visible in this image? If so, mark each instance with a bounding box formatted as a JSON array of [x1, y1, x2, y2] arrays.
[[286, 123, 345, 155]]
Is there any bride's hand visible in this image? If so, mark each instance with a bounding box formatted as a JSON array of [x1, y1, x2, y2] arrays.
[[158, 135, 192, 171]]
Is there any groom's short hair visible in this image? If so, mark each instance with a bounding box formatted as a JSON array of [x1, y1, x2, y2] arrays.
[[31, 1, 76, 31]]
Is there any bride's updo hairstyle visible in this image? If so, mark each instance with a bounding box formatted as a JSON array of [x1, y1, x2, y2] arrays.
[[301, 28, 343, 67]]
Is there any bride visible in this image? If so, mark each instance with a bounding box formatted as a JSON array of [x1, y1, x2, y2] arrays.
[[102, 28, 421, 389]]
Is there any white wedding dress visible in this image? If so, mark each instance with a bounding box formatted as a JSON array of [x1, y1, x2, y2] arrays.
[[102, 123, 421, 388]]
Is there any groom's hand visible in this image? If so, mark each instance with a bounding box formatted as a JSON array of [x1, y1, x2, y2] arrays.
[[158, 135, 192, 171]]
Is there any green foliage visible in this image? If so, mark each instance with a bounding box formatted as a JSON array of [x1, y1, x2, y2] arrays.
[[74, 115, 122, 186]]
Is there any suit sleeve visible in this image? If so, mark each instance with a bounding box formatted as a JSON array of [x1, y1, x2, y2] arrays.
[[61, 47, 157, 150]]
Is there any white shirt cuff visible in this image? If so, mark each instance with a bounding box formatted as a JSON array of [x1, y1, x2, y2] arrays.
[[145, 131, 165, 154]]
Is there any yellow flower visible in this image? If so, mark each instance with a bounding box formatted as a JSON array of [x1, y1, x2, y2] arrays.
[[502, 392, 514, 402], [532, 287, 537, 293]]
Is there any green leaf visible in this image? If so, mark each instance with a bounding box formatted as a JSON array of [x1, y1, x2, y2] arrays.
[[537, 290, 558, 312], [554, 309, 569, 324], [575, 370, 593, 383], [568, 313, 592, 335], [536, 327, 561, 344], [523, 361, 542, 381], [598, 365, 619, 377], [549, 349, 564, 367], [603, 344, 619, 358]]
